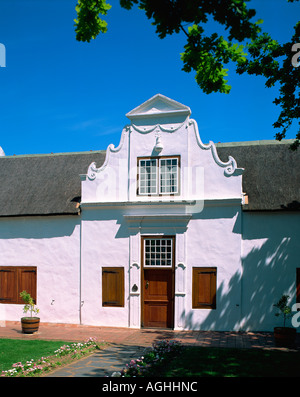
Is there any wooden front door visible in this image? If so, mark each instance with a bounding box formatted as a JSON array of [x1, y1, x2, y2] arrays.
[[142, 237, 175, 328]]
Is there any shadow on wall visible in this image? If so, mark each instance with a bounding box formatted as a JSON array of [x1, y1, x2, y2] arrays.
[[181, 213, 300, 332], [82, 209, 190, 239], [240, 236, 298, 331], [180, 271, 242, 331], [0, 216, 80, 239]]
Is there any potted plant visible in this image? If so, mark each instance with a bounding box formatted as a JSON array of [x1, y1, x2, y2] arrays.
[[273, 294, 296, 347], [20, 290, 40, 334]]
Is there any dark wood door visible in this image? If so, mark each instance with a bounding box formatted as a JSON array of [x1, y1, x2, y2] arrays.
[[143, 269, 173, 328]]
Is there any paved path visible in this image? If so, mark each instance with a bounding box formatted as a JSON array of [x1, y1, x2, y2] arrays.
[[1, 321, 299, 377], [46, 344, 148, 377]]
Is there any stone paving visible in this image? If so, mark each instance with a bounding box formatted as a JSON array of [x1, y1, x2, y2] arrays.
[[1, 321, 299, 377], [46, 345, 148, 377]]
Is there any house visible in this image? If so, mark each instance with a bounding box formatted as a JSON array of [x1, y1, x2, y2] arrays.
[[0, 94, 299, 331]]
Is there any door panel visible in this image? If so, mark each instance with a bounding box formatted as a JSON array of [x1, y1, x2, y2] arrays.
[[143, 269, 173, 328]]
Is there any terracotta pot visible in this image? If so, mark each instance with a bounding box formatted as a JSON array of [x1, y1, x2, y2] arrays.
[[274, 327, 296, 347], [21, 317, 40, 334]]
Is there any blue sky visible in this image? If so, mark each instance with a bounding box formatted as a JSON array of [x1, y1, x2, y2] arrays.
[[0, 0, 299, 156]]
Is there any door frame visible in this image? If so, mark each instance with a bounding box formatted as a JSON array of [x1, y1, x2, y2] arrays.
[[141, 235, 175, 329]]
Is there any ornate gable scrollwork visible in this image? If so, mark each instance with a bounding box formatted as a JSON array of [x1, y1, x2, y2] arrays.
[[189, 119, 242, 177], [130, 120, 188, 134], [85, 94, 242, 187], [87, 126, 129, 181]]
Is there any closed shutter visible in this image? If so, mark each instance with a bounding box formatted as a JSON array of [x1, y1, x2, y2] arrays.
[[0, 266, 37, 304], [102, 267, 124, 307], [0, 267, 17, 303], [192, 267, 217, 309], [18, 268, 37, 304]]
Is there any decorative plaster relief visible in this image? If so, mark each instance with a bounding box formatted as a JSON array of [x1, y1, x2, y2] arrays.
[[175, 263, 186, 294], [87, 126, 129, 181], [130, 120, 187, 134], [189, 119, 243, 177]]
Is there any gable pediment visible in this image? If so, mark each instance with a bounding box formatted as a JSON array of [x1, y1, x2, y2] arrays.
[[126, 94, 191, 120]]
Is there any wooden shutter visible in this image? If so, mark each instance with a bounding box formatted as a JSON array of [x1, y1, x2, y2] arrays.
[[0, 267, 18, 303], [192, 267, 217, 309], [18, 267, 37, 304], [0, 266, 37, 304], [102, 267, 124, 307]]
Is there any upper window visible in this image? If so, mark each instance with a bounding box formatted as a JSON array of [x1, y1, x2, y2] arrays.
[[137, 156, 180, 196]]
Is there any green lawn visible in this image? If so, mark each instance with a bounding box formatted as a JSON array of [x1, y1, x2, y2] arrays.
[[0, 338, 72, 372], [1, 339, 300, 377], [156, 346, 300, 377]]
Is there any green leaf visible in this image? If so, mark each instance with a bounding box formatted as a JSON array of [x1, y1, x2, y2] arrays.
[[255, 19, 264, 25], [74, 0, 112, 42]]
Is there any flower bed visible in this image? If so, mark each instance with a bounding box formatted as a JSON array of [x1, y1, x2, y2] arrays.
[[1, 337, 101, 377], [113, 340, 184, 377]]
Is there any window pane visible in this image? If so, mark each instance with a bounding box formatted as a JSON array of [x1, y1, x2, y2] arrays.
[[138, 157, 179, 196], [139, 159, 157, 194], [144, 238, 173, 267], [159, 158, 178, 194]]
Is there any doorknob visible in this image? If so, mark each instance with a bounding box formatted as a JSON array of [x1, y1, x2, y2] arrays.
[[145, 280, 149, 289]]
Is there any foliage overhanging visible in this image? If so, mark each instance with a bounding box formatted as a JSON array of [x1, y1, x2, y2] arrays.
[[74, 0, 300, 149]]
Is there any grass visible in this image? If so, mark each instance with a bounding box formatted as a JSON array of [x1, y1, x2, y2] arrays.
[[0, 337, 103, 376], [153, 346, 300, 377], [0, 339, 70, 372], [1, 338, 300, 377]]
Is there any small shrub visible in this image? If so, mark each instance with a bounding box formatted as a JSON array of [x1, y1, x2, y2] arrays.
[[120, 340, 184, 377]]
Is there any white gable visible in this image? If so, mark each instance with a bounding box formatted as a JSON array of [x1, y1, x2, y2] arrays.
[[81, 94, 243, 206], [126, 93, 191, 120]]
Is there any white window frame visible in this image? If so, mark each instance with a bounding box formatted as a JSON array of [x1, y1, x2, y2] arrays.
[[138, 158, 158, 195], [159, 157, 179, 195], [143, 237, 174, 268], [138, 156, 179, 196]]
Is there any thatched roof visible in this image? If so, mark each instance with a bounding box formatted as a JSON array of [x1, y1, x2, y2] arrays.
[[216, 140, 300, 211], [0, 151, 105, 216], [0, 140, 298, 217]]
